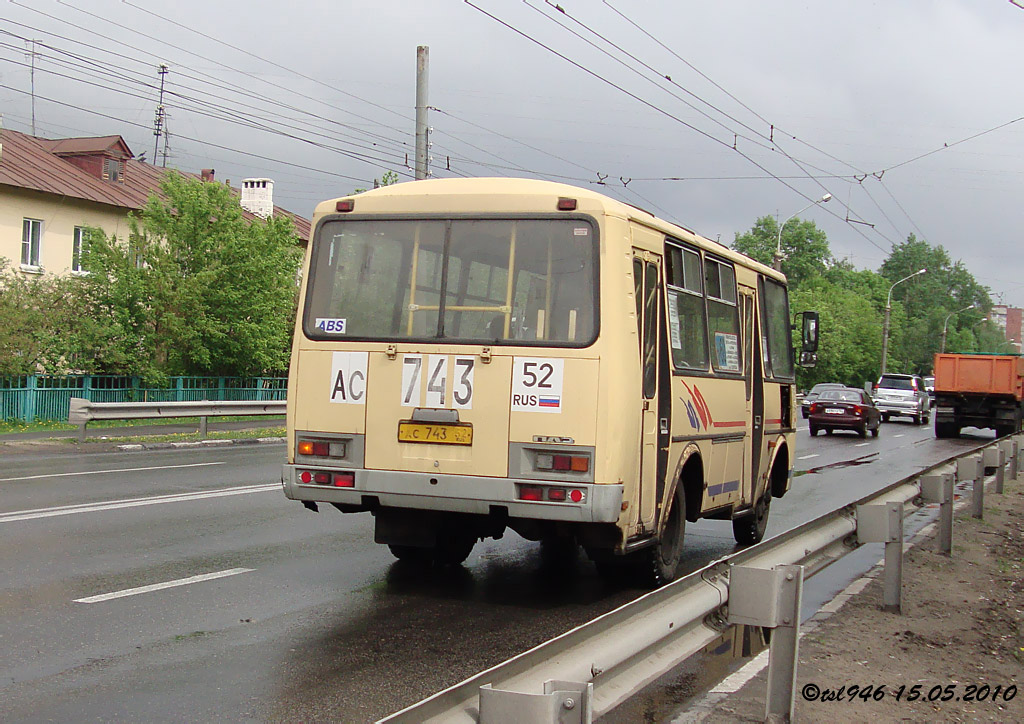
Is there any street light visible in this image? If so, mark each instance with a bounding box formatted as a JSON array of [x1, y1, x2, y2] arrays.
[[940, 303, 976, 353], [773, 193, 832, 271], [880, 268, 927, 374]]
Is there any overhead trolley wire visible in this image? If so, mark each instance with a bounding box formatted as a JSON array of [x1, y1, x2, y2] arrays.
[[464, 0, 892, 256]]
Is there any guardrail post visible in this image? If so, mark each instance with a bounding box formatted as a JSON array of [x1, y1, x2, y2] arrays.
[[478, 680, 592, 724], [996, 441, 1013, 494], [857, 502, 905, 613], [199, 416, 209, 437], [1011, 435, 1022, 482], [920, 472, 954, 555], [728, 563, 804, 722], [957, 454, 983, 519]]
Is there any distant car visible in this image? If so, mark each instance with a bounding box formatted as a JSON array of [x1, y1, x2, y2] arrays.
[[808, 388, 881, 438], [801, 383, 846, 419], [873, 373, 930, 424], [924, 375, 936, 408]]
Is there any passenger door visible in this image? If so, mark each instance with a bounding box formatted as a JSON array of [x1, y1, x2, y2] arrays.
[[632, 251, 664, 532]]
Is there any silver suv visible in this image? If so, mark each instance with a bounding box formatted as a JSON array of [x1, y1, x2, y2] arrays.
[[873, 373, 930, 424]]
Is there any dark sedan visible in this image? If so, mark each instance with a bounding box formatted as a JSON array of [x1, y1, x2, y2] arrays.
[[800, 382, 846, 418], [808, 388, 881, 438]]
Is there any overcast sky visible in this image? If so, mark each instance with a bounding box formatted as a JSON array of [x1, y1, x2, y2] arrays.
[[2, 1, 1022, 306]]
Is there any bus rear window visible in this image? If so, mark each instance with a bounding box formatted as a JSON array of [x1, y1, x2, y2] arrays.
[[304, 218, 598, 345]]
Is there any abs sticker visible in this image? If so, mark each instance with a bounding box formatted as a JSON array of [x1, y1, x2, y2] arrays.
[[329, 351, 367, 404], [512, 358, 564, 413], [315, 318, 347, 334]]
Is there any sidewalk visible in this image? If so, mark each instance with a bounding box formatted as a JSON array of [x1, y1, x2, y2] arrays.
[[0, 417, 285, 454], [685, 474, 1023, 722]]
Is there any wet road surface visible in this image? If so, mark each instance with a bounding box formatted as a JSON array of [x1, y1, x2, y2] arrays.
[[0, 421, 992, 722]]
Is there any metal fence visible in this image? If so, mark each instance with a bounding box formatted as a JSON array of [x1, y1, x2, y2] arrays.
[[0, 375, 288, 422]]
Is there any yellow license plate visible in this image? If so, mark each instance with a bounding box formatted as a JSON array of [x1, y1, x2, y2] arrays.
[[397, 422, 473, 446]]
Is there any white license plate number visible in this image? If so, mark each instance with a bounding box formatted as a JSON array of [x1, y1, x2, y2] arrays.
[[825, 408, 845, 414]]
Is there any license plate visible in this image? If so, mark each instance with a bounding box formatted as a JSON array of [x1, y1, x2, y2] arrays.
[[397, 421, 473, 445], [825, 408, 845, 414]]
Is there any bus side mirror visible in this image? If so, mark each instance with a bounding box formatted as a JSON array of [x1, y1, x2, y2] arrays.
[[797, 311, 819, 368], [800, 311, 819, 352]]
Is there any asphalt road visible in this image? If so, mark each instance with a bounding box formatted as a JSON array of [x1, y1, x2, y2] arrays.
[[0, 420, 992, 723]]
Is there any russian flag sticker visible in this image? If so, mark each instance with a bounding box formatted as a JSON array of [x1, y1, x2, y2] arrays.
[[538, 396, 561, 408]]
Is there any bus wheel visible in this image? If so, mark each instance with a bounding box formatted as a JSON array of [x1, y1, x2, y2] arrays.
[[642, 492, 686, 587], [733, 491, 770, 546], [388, 544, 432, 564], [433, 531, 476, 566]]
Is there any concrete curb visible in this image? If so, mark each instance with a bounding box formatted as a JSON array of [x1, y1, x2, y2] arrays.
[[117, 436, 285, 452]]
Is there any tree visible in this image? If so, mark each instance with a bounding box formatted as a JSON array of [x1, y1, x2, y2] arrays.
[[77, 173, 303, 380], [733, 215, 831, 288], [880, 234, 992, 372], [353, 169, 400, 195], [0, 259, 80, 375]]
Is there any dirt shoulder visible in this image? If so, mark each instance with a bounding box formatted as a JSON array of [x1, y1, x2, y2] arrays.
[[694, 474, 1024, 723]]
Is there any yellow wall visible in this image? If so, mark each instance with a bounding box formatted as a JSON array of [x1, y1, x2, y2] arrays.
[[0, 186, 132, 275]]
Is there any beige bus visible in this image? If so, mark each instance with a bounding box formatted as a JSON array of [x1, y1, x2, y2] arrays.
[[282, 178, 817, 585]]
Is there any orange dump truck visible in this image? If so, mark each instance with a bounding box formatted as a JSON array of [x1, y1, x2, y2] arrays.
[[933, 353, 1024, 438]]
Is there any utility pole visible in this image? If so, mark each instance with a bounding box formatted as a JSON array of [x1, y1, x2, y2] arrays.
[[415, 46, 429, 180], [27, 40, 37, 135], [153, 64, 168, 163]]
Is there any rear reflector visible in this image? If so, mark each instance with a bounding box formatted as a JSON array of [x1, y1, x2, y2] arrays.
[[299, 470, 312, 484], [332, 472, 355, 487], [569, 489, 584, 503]]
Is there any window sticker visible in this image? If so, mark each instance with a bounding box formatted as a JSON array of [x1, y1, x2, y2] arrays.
[[512, 358, 564, 414], [573, 227, 589, 236], [315, 317, 347, 334], [714, 332, 740, 373], [667, 293, 682, 349], [329, 351, 367, 404]]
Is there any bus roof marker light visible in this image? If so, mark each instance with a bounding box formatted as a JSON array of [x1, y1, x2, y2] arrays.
[[557, 197, 577, 211], [336, 199, 355, 212]]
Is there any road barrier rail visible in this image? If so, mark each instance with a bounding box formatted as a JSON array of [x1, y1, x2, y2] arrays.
[[379, 434, 1021, 724], [67, 397, 286, 441]]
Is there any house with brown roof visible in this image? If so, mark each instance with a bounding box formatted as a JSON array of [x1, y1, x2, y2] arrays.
[[0, 129, 310, 276]]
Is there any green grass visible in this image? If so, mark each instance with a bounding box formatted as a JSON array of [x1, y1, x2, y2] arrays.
[[0, 415, 283, 435], [68, 426, 286, 445]]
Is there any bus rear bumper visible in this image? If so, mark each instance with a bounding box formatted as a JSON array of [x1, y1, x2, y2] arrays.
[[282, 465, 623, 523]]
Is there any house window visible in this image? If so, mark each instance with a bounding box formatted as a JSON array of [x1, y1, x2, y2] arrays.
[[72, 226, 87, 272], [22, 218, 42, 268], [103, 158, 123, 183]]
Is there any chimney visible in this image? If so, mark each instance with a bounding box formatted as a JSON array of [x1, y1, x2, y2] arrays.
[[201, 168, 215, 182], [240, 178, 274, 218]]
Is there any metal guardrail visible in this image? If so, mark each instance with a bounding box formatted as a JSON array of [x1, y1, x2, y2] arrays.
[[379, 434, 1022, 724], [67, 397, 286, 441]]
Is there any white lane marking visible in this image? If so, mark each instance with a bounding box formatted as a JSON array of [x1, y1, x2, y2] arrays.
[[855, 442, 871, 447], [0, 483, 279, 524], [893, 434, 905, 438], [0, 462, 225, 483], [797, 454, 819, 460], [74, 568, 254, 604]]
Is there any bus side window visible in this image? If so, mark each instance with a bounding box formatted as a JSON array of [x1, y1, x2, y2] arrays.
[[665, 242, 709, 371]]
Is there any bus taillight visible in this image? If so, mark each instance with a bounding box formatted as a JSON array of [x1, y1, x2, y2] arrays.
[[535, 453, 590, 473], [297, 437, 347, 459], [519, 486, 544, 501]]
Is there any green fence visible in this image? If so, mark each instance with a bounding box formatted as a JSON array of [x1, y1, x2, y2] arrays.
[[0, 375, 288, 423]]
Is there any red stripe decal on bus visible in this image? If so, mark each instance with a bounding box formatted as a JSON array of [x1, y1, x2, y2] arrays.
[[712, 421, 746, 428]]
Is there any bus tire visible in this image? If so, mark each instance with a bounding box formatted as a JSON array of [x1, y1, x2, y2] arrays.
[[433, 531, 476, 566], [641, 491, 686, 587], [388, 544, 432, 564], [733, 491, 770, 546]]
